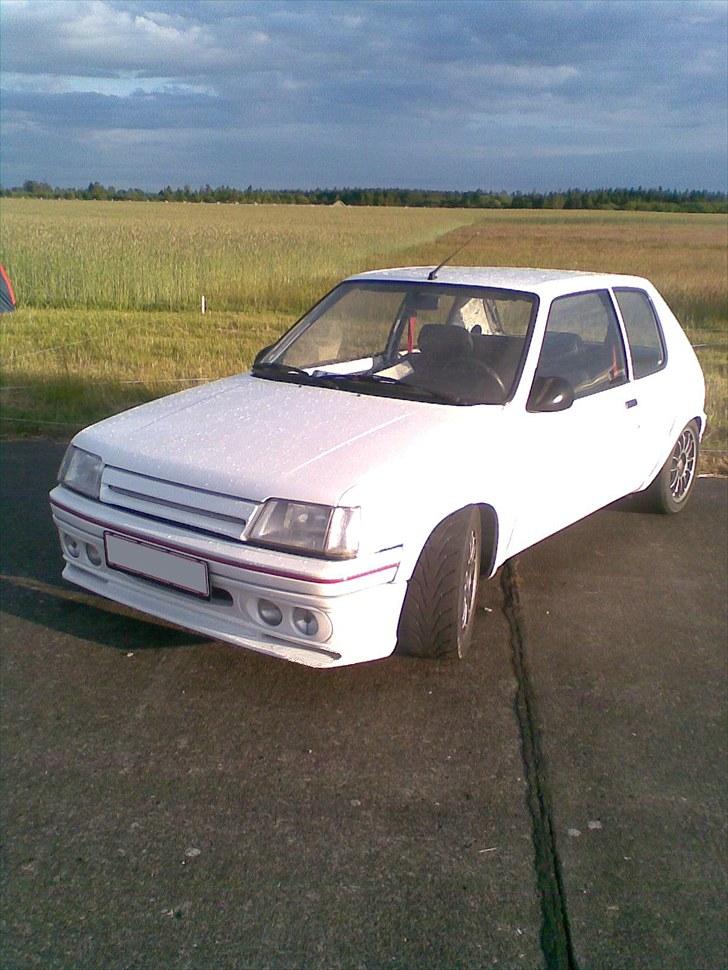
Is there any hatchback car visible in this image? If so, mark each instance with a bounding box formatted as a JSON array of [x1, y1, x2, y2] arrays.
[[50, 267, 705, 667]]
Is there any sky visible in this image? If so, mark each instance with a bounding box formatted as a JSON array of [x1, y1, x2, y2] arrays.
[[1, 0, 726, 192]]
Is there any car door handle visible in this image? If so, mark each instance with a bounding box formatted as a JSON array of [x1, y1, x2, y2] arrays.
[[625, 398, 638, 409]]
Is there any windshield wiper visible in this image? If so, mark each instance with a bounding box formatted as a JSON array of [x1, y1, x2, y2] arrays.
[[251, 362, 340, 389], [251, 362, 310, 379], [387, 382, 462, 405], [328, 373, 462, 404], [252, 364, 462, 404]]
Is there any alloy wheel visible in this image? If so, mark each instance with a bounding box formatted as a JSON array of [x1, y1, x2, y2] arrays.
[[669, 427, 697, 502], [461, 527, 479, 631]]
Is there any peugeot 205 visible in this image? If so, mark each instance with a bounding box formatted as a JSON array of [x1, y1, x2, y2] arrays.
[[50, 266, 705, 667]]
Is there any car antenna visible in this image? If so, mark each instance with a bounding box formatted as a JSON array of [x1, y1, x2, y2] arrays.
[[427, 228, 481, 280]]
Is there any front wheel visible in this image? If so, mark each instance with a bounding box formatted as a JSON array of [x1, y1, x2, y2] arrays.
[[396, 507, 482, 660], [644, 420, 700, 514]]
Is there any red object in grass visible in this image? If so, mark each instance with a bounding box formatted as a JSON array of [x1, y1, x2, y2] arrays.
[[0, 264, 16, 312]]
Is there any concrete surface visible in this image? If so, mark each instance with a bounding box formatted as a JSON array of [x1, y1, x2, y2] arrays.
[[0, 442, 541, 970], [0, 440, 725, 969], [514, 482, 728, 969]]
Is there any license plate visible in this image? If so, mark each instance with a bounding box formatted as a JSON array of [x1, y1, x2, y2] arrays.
[[104, 532, 210, 598]]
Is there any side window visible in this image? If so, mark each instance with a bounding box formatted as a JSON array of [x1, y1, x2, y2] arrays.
[[535, 290, 628, 399], [614, 288, 666, 379]]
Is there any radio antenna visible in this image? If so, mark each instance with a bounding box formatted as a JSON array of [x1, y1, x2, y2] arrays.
[[427, 228, 481, 280]]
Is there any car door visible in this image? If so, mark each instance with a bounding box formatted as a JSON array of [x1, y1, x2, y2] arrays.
[[612, 286, 676, 478], [506, 289, 642, 556]]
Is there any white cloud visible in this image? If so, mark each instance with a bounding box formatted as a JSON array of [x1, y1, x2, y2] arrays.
[[2, 0, 227, 76]]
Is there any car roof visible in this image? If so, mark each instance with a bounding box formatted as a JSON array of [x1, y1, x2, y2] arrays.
[[347, 265, 651, 298]]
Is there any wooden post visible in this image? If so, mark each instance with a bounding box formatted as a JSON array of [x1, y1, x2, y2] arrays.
[[201, 294, 207, 315]]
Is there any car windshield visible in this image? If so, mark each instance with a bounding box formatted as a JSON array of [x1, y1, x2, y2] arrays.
[[253, 281, 538, 405]]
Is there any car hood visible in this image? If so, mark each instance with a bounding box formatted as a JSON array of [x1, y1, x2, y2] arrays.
[[75, 373, 502, 506]]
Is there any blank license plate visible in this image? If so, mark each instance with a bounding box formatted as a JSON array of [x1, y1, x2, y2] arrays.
[[104, 532, 210, 597]]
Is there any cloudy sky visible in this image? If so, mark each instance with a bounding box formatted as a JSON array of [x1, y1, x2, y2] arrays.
[[1, 0, 726, 191]]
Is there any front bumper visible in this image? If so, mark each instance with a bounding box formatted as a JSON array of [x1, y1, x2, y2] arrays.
[[49, 486, 406, 668]]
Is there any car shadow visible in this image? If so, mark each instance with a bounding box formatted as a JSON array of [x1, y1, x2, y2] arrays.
[[1, 578, 208, 651], [607, 490, 655, 514]]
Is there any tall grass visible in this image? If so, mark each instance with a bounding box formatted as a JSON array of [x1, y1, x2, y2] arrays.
[[0, 200, 725, 469], [0, 199, 475, 314]]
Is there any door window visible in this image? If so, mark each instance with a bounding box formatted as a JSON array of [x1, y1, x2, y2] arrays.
[[534, 290, 628, 399]]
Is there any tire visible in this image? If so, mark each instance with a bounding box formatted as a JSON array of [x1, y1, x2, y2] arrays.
[[396, 507, 482, 660], [644, 420, 700, 514]]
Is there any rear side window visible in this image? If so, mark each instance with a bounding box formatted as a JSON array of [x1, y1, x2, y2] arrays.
[[614, 288, 666, 379], [535, 290, 628, 399]]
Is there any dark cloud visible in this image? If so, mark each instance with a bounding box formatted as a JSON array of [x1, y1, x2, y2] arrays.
[[1, 0, 726, 190]]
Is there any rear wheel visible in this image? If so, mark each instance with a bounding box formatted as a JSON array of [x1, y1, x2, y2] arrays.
[[396, 507, 482, 660], [644, 420, 700, 514]]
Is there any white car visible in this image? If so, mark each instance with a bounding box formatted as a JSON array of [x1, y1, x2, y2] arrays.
[[50, 267, 705, 667]]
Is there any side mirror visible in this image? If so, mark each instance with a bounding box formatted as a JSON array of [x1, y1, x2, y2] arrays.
[[253, 344, 273, 367], [527, 376, 574, 413]]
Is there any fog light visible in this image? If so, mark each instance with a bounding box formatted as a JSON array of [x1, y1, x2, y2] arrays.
[[63, 533, 80, 558], [86, 543, 102, 566], [258, 599, 283, 627], [293, 608, 319, 637]]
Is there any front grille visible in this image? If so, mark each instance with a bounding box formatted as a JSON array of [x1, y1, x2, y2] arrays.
[[100, 467, 257, 542]]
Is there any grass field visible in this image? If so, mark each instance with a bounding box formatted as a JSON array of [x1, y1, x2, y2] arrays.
[[0, 199, 725, 470], [0, 199, 475, 313]]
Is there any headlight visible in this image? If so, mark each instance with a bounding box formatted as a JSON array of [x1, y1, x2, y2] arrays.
[[58, 445, 103, 500], [245, 499, 360, 559]]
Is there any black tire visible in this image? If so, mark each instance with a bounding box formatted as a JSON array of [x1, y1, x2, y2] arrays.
[[396, 507, 482, 660], [644, 420, 700, 514]]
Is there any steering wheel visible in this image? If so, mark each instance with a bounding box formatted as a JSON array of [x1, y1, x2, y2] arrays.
[[443, 357, 508, 400]]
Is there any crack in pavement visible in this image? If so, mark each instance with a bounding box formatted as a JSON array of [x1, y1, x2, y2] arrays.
[[500, 559, 578, 970]]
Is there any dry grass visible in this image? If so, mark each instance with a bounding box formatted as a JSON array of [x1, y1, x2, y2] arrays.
[[401, 209, 728, 330]]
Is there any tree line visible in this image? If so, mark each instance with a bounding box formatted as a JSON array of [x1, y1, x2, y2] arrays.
[[4, 180, 726, 213]]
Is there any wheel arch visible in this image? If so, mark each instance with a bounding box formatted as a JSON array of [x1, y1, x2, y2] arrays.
[[398, 500, 500, 582], [636, 412, 705, 493], [477, 503, 499, 578]]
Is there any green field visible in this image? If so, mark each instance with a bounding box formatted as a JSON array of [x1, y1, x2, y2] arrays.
[[1, 199, 725, 471]]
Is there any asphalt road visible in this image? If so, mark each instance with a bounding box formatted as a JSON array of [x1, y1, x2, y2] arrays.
[[1, 441, 726, 970]]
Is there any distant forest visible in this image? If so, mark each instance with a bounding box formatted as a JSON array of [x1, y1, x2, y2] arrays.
[[4, 180, 727, 213]]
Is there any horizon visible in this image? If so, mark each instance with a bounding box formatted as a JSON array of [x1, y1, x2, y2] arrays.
[[6, 180, 726, 198]]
